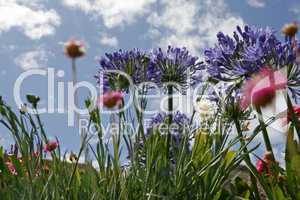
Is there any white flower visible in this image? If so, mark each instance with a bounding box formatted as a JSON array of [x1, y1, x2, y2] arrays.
[[196, 99, 215, 119]]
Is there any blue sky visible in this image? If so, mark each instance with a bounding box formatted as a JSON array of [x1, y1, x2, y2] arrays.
[[0, 0, 299, 155]]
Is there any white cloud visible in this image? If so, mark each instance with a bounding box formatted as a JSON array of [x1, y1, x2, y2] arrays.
[[147, 0, 197, 35], [246, 0, 266, 8], [100, 34, 119, 47], [0, 0, 61, 39], [147, 0, 244, 54], [63, 0, 156, 28], [15, 48, 48, 70]]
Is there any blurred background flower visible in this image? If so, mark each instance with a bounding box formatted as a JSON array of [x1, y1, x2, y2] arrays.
[[146, 111, 192, 144]]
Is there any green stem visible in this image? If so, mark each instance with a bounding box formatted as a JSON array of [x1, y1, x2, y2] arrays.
[[255, 106, 275, 161], [167, 85, 173, 123], [166, 85, 173, 161], [286, 94, 300, 140], [72, 58, 88, 162]]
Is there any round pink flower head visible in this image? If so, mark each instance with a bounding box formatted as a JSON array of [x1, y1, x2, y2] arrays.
[[99, 91, 123, 109], [44, 140, 59, 152], [64, 39, 85, 59], [240, 67, 287, 110]]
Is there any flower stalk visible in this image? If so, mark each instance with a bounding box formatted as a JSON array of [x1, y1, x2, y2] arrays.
[[255, 106, 275, 161]]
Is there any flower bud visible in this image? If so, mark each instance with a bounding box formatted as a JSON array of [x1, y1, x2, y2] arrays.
[[282, 22, 298, 38], [64, 40, 85, 59]]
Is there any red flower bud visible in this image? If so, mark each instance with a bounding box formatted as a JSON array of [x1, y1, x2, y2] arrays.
[[256, 159, 265, 174], [99, 91, 123, 109], [44, 140, 59, 152], [282, 22, 298, 37], [64, 40, 85, 59]]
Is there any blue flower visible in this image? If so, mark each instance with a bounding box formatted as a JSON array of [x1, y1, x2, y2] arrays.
[[150, 46, 205, 93], [96, 49, 158, 92], [146, 111, 191, 142], [205, 25, 300, 101]]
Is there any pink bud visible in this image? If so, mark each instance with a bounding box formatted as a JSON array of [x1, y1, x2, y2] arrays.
[[44, 140, 59, 152], [64, 39, 85, 59], [5, 162, 18, 176], [256, 159, 265, 174], [99, 91, 123, 109]]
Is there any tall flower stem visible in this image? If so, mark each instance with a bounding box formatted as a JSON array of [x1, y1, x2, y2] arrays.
[[167, 85, 173, 123], [166, 85, 173, 160], [255, 106, 275, 161], [71, 58, 87, 161], [71, 58, 80, 126]]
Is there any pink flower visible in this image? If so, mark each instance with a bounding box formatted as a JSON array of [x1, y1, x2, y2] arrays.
[[240, 67, 287, 110], [256, 152, 274, 175], [5, 161, 17, 176], [251, 86, 276, 108], [282, 22, 298, 38], [64, 39, 85, 59], [99, 91, 123, 109], [256, 159, 265, 174], [44, 140, 59, 152]]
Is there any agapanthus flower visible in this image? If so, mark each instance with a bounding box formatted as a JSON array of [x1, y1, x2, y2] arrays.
[[44, 140, 59, 152], [99, 91, 123, 109], [96, 49, 158, 92], [205, 26, 290, 81], [150, 46, 205, 93], [205, 25, 300, 101], [146, 111, 191, 145], [64, 39, 85, 59], [240, 67, 286, 109]]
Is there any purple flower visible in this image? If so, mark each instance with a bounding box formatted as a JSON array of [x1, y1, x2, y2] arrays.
[[205, 25, 300, 101], [206, 26, 289, 80], [150, 46, 205, 93], [96, 49, 158, 92], [146, 111, 191, 143]]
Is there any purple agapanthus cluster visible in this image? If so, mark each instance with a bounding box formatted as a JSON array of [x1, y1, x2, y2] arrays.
[[205, 25, 300, 101], [96, 46, 204, 94], [146, 111, 191, 143], [205, 25, 294, 81], [96, 49, 158, 92], [150, 46, 205, 92]]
